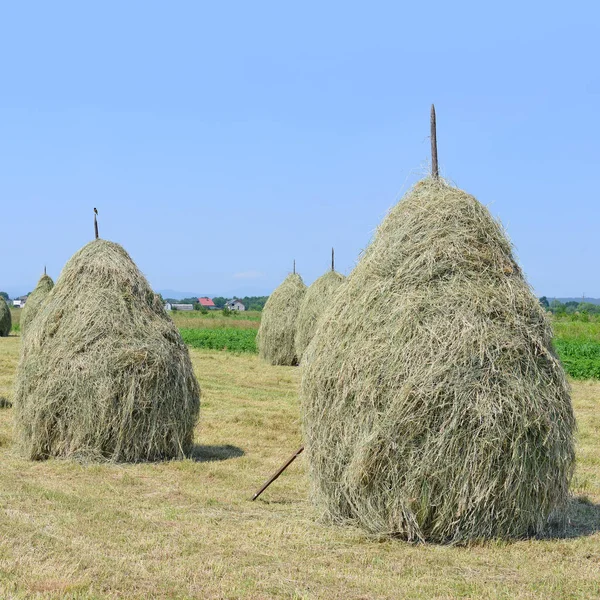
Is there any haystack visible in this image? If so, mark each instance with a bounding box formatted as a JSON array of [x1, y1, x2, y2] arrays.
[[295, 269, 345, 361], [14, 239, 200, 462], [301, 178, 576, 542], [257, 272, 306, 365], [0, 296, 11, 337], [20, 273, 54, 335]]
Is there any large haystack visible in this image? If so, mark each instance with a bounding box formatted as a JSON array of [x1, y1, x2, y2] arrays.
[[301, 178, 576, 543], [295, 269, 345, 361], [14, 239, 200, 462], [0, 296, 11, 337], [20, 274, 54, 335], [257, 273, 306, 365]]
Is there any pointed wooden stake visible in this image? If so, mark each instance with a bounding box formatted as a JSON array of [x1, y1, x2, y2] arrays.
[[431, 104, 439, 179], [331, 247, 335, 272], [44, 265, 46, 276], [94, 207, 99, 240], [293, 260, 296, 275]]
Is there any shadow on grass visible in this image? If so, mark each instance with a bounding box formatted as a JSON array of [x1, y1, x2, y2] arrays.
[[541, 496, 600, 539], [189, 444, 245, 463]]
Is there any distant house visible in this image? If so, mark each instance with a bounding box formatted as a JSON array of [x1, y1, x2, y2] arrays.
[[226, 299, 245, 311], [198, 297, 216, 310], [13, 295, 28, 308], [164, 302, 173, 311], [171, 303, 194, 311]]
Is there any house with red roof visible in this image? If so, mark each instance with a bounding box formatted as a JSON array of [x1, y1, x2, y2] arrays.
[[198, 297, 216, 309]]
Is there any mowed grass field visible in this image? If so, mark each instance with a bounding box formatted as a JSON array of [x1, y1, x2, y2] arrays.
[[1, 314, 600, 598]]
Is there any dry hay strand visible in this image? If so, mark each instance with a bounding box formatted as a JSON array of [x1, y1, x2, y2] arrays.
[[14, 239, 200, 462], [20, 274, 54, 336], [0, 296, 11, 337], [300, 178, 576, 543], [257, 273, 306, 365], [295, 269, 345, 361]]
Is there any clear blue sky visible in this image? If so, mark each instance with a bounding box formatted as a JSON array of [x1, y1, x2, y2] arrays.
[[1, 1, 598, 299]]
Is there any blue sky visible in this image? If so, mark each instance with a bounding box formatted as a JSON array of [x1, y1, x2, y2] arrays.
[[1, 1, 598, 299]]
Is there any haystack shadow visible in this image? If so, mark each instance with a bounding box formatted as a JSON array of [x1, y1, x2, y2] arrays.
[[189, 444, 245, 463], [540, 496, 600, 540]]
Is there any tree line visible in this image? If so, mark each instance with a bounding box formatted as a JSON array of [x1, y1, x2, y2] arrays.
[[540, 297, 600, 316]]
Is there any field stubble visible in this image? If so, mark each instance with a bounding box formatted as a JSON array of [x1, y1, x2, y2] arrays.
[[0, 333, 599, 598]]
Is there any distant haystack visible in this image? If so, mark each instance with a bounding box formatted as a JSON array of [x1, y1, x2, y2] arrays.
[[0, 296, 11, 337], [257, 272, 306, 365], [20, 274, 54, 335], [14, 239, 200, 462], [301, 178, 576, 542], [295, 269, 345, 361]]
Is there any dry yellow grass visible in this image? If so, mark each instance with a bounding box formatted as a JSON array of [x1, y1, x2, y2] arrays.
[[0, 334, 599, 599]]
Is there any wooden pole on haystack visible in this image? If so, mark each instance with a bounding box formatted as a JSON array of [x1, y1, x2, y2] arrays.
[[431, 104, 439, 179], [331, 248, 335, 272], [293, 260, 296, 275], [94, 208, 99, 240]]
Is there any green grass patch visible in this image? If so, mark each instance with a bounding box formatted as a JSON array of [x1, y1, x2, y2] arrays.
[[552, 319, 600, 379], [180, 327, 257, 353], [553, 339, 600, 379]]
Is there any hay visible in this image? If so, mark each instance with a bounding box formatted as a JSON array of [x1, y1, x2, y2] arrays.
[[14, 239, 200, 462], [300, 178, 576, 543], [257, 273, 306, 365], [0, 296, 11, 337], [20, 274, 54, 335], [295, 269, 345, 361]]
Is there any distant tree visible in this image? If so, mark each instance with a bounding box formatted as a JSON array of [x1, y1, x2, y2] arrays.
[[578, 302, 600, 315], [212, 297, 227, 309], [238, 295, 268, 311], [539, 296, 549, 309], [549, 299, 565, 314], [0, 292, 8, 301]]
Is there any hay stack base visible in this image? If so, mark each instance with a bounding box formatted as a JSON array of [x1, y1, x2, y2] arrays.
[[257, 273, 306, 365], [301, 178, 576, 543], [0, 296, 11, 337], [295, 270, 345, 361], [20, 274, 54, 335], [14, 239, 200, 462]]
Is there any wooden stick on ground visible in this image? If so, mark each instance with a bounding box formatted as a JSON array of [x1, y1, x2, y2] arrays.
[[251, 446, 304, 501]]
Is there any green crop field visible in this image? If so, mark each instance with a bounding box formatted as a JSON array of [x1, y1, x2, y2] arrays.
[[552, 318, 600, 379], [176, 312, 600, 380], [180, 327, 257, 353]]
